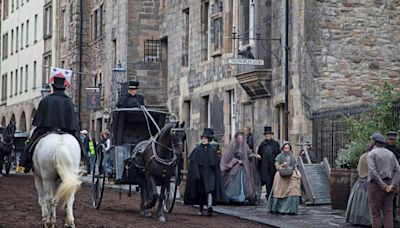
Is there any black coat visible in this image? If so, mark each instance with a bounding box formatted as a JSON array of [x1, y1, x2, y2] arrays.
[[116, 94, 144, 108], [386, 144, 400, 162], [246, 133, 254, 151], [33, 90, 79, 131], [257, 139, 280, 185], [184, 143, 228, 206]]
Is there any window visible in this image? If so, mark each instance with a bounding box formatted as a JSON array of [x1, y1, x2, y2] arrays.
[[44, 4, 52, 38], [15, 69, 18, 95], [100, 4, 104, 38], [1, 74, 8, 102], [33, 61, 37, 89], [2, 33, 8, 59], [16, 0, 18, 9], [144, 39, 160, 62], [10, 30, 14, 54], [239, 0, 255, 47], [202, 95, 210, 128], [20, 67, 23, 93], [183, 100, 191, 128], [34, 14, 38, 42], [43, 54, 51, 84], [182, 8, 189, 67], [10, 71, 13, 97], [15, 26, 18, 52], [200, 1, 209, 61], [3, 0, 9, 19], [61, 9, 66, 40], [11, 0, 14, 13], [69, 2, 73, 22], [21, 23, 24, 50], [228, 90, 236, 138], [211, 17, 223, 53], [25, 65, 28, 92], [26, 20, 29, 46]]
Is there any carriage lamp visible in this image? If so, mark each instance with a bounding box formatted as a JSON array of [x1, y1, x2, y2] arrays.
[[40, 84, 51, 98]]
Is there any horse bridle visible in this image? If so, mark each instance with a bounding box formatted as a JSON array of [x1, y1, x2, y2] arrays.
[[149, 127, 184, 167]]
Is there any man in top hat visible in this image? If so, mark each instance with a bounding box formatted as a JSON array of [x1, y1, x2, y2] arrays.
[[367, 132, 400, 228], [184, 128, 227, 216], [257, 126, 280, 200], [116, 81, 144, 108], [20, 73, 81, 172]]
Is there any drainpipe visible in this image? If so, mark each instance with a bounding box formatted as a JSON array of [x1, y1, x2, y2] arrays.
[[284, 0, 289, 141], [78, 0, 83, 128]]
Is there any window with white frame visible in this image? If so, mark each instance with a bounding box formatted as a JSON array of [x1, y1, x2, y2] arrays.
[[44, 4, 52, 38], [2, 32, 8, 59], [21, 23, 24, 50], [33, 61, 37, 89], [34, 14, 38, 42], [10, 30, 14, 54], [3, 0, 9, 19], [15, 26, 18, 51], [239, 0, 255, 47], [1, 74, 7, 102], [10, 71, 13, 97], [25, 65, 28, 92], [26, 20, 29, 46], [20, 67, 23, 93]]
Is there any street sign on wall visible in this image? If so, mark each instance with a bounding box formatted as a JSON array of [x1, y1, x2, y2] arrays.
[[228, 58, 264, 66]]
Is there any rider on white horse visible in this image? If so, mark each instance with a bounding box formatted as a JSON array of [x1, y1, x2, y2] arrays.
[[20, 73, 84, 173]]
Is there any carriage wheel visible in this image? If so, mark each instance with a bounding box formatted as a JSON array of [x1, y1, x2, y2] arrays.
[[164, 163, 181, 213], [92, 145, 106, 209]]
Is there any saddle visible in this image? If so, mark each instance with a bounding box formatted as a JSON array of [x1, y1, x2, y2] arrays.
[[121, 140, 151, 183]]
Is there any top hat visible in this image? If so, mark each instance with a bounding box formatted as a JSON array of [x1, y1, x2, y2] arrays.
[[263, 126, 273, 135], [386, 131, 398, 140], [52, 73, 66, 90], [128, 81, 139, 89], [201, 128, 214, 139], [371, 132, 386, 144]]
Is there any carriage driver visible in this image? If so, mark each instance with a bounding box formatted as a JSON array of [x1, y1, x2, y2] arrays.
[[20, 73, 83, 173], [116, 81, 145, 108]]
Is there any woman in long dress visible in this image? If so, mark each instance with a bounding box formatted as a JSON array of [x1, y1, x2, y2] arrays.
[[345, 149, 371, 226], [220, 131, 261, 205], [266, 142, 301, 215]]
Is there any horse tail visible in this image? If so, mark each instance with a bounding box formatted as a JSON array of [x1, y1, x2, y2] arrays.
[[53, 142, 82, 206]]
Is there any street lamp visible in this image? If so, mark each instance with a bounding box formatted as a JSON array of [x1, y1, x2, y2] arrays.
[[40, 84, 51, 98], [112, 61, 127, 104]]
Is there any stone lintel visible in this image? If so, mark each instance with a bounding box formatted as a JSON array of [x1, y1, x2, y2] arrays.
[[235, 69, 272, 99]]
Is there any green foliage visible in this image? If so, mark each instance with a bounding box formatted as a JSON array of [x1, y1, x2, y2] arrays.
[[335, 82, 400, 168]]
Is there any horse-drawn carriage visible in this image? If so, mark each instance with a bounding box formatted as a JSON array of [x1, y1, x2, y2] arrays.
[[91, 107, 185, 221]]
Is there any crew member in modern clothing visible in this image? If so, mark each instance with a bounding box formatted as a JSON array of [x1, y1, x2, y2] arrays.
[[367, 132, 400, 228], [116, 81, 144, 108]]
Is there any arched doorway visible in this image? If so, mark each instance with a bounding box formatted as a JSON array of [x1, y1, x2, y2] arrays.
[[10, 114, 16, 124], [20, 111, 27, 131], [1, 116, 5, 127]]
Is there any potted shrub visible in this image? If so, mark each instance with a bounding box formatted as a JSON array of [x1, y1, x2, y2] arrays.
[[330, 82, 400, 210]]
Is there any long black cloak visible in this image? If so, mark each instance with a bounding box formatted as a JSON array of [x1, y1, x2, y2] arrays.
[[116, 94, 144, 108], [33, 90, 79, 131], [257, 139, 280, 186], [184, 143, 228, 206]]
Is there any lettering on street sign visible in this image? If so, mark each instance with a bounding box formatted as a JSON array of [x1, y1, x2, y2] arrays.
[[228, 58, 264, 66]]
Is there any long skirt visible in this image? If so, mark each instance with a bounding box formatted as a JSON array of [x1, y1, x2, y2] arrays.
[[345, 177, 371, 226], [266, 194, 300, 214], [225, 166, 246, 203]]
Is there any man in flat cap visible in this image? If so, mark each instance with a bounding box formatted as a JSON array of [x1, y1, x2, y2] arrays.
[[368, 132, 400, 228], [116, 81, 144, 108]]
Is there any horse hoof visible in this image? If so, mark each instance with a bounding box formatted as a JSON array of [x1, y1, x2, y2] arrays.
[[140, 211, 152, 218], [158, 216, 166, 222], [64, 223, 75, 228]]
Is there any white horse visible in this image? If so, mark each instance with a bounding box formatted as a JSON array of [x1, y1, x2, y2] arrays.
[[33, 133, 82, 228]]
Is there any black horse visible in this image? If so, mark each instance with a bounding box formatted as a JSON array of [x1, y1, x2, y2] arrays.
[[126, 121, 185, 222], [0, 122, 16, 176]]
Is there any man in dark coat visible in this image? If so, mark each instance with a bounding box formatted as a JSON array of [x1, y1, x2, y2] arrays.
[[116, 81, 144, 108], [386, 131, 400, 221], [257, 126, 280, 200], [184, 128, 228, 216], [20, 75, 81, 172], [244, 127, 254, 151]]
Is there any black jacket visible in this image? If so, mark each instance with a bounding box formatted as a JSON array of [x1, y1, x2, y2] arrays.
[[116, 94, 144, 108], [33, 90, 79, 131], [257, 139, 280, 185], [246, 133, 254, 151], [184, 143, 228, 206], [386, 144, 400, 162]]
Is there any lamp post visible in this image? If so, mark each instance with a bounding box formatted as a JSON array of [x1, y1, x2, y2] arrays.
[[40, 84, 51, 98], [112, 61, 127, 106]]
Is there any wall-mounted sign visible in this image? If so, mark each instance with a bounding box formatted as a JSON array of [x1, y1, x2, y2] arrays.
[[228, 58, 264, 66], [86, 87, 101, 111]]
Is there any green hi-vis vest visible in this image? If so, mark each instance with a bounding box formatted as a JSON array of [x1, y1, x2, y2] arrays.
[[89, 141, 95, 155]]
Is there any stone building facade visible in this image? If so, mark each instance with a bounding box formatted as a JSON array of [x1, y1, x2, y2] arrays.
[[160, 0, 400, 159]]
